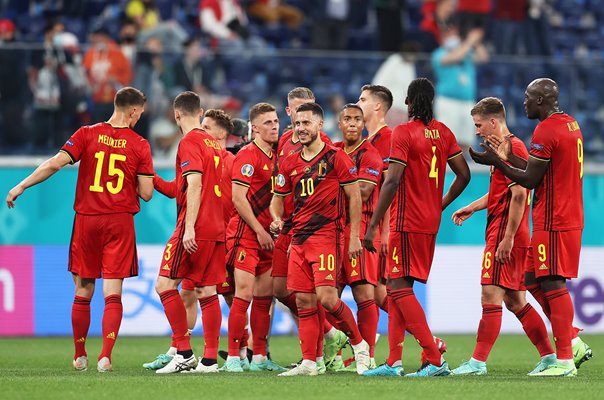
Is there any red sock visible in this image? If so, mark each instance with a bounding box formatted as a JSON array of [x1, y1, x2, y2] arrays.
[[298, 307, 320, 361], [159, 290, 191, 351], [515, 303, 554, 357], [386, 293, 405, 366], [199, 294, 221, 360], [72, 296, 91, 359], [391, 288, 440, 366], [545, 288, 574, 360], [323, 317, 334, 334], [277, 293, 298, 317], [328, 299, 363, 345], [379, 298, 389, 313], [357, 299, 378, 357], [472, 304, 503, 362], [317, 303, 325, 358], [529, 283, 581, 340], [228, 297, 250, 356], [251, 296, 272, 356], [241, 327, 249, 349], [325, 311, 340, 331], [99, 295, 122, 361]]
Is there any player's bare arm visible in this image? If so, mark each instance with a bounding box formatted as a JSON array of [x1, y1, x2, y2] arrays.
[[183, 173, 201, 254], [269, 194, 285, 234], [486, 135, 528, 169], [442, 154, 471, 210], [6, 152, 71, 208], [495, 184, 527, 264], [380, 207, 390, 257], [364, 162, 404, 253], [452, 193, 488, 226], [343, 182, 363, 260], [358, 181, 377, 203], [152, 174, 176, 198], [470, 144, 549, 189], [232, 183, 274, 251], [137, 175, 154, 201]]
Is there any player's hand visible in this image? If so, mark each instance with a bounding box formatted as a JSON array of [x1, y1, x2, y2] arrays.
[[495, 237, 513, 264], [348, 236, 362, 260], [363, 226, 378, 253], [182, 228, 198, 254], [256, 229, 275, 251], [452, 206, 474, 226], [6, 184, 25, 209], [270, 219, 284, 235], [486, 135, 512, 161], [469, 143, 499, 166], [379, 233, 389, 257]]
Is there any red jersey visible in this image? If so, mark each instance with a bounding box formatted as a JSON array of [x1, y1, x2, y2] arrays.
[[458, 0, 491, 13], [174, 129, 225, 241], [529, 112, 584, 232], [222, 149, 236, 225], [486, 136, 530, 247], [274, 143, 358, 244], [226, 140, 276, 242], [367, 125, 391, 175], [60, 122, 154, 215], [335, 140, 383, 235], [277, 129, 332, 234], [389, 118, 462, 234]]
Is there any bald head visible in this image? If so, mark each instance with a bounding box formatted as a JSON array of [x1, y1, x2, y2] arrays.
[[527, 78, 559, 102], [524, 78, 560, 121]]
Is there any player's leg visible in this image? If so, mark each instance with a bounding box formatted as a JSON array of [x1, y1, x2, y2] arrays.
[[273, 233, 299, 317], [351, 282, 378, 362], [224, 267, 255, 372], [71, 274, 95, 371], [504, 289, 556, 374], [188, 284, 221, 373], [97, 278, 124, 372]]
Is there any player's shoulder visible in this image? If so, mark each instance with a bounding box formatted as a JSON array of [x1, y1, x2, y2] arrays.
[[319, 131, 333, 144], [279, 129, 294, 145], [222, 148, 236, 162], [333, 141, 345, 149]]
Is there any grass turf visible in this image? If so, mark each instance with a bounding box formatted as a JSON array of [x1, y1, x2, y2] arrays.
[[0, 335, 602, 400]]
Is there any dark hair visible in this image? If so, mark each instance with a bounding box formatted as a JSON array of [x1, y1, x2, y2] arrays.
[[339, 103, 364, 118], [173, 91, 201, 116], [204, 109, 234, 135], [249, 102, 277, 122], [296, 102, 324, 119], [361, 84, 393, 112], [471, 97, 506, 119], [287, 87, 315, 102], [114, 87, 146, 108], [407, 78, 434, 125]]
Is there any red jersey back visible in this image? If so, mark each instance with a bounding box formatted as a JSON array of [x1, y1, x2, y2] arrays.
[[222, 150, 236, 226], [486, 136, 530, 247], [389, 118, 462, 234], [367, 125, 391, 175], [60, 122, 154, 215], [529, 112, 584, 231], [274, 143, 357, 244], [335, 140, 382, 234], [175, 129, 225, 241], [226, 140, 276, 242]]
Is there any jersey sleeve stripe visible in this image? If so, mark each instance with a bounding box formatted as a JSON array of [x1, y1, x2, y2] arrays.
[[232, 179, 251, 187], [447, 151, 463, 160], [389, 158, 407, 166], [529, 154, 550, 162], [59, 149, 76, 164], [137, 173, 155, 177], [273, 190, 292, 196], [508, 182, 517, 188], [357, 179, 378, 186], [339, 179, 358, 187], [182, 170, 202, 177]]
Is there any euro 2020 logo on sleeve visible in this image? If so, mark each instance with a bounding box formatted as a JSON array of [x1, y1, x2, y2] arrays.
[[241, 164, 254, 177]]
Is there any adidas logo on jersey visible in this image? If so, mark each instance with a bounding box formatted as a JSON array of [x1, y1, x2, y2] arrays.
[[392, 266, 400, 273], [351, 270, 358, 277], [162, 264, 170, 271], [290, 169, 297, 176], [106, 332, 116, 340], [279, 149, 284, 156], [483, 272, 490, 279], [263, 164, 269, 170], [325, 274, 334, 281], [539, 263, 548, 270], [221, 282, 230, 287]]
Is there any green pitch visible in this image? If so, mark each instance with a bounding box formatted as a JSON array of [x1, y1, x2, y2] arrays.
[[1, 335, 602, 400]]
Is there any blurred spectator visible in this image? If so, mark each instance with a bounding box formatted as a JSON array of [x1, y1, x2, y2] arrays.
[[322, 93, 345, 140], [373, 0, 404, 52], [83, 27, 132, 122], [0, 18, 27, 148], [456, 0, 490, 40], [126, 0, 161, 30], [149, 105, 180, 161], [372, 41, 418, 125], [419, 0, 456, 52], [199, 0, 251, 47], [118, 19, 140, 65], [493, 0, 527, 55], [310, 0, 350, 50], [431, 27, 488, 151], [173, 38, 214, 95], [128, 0, 188, 52], [524, 0, 552, 56], [247, 0, 304, 30], [226, 117, 250, 152]]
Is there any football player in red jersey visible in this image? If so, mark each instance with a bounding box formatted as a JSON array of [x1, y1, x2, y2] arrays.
[[334, 104, 383, 367], [364, 78, 470, 377], [271, 102, 371, 376], [450, 97, 554, 375], [471, 78, 589, 376], [153, 92, 225, 374], [6, 87, 154, 373], [223, 103, 287, 373]]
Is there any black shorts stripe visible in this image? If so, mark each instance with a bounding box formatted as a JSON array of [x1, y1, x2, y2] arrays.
[[68, 214, 77, 273], [170, 223, 187, 279]]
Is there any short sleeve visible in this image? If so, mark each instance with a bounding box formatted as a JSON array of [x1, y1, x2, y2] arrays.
[[335, 150, 358, 186], [447, 130, 463, 160], [137, 139, 155, 177], [232, 148, 256, 187], [274, 157, 292, 196], [529, 123, 555, 161], [178, 135, 204, 177], [389, 124, 411, 166], [357, 149, 382, 186], [60, 127, 87, 164]]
